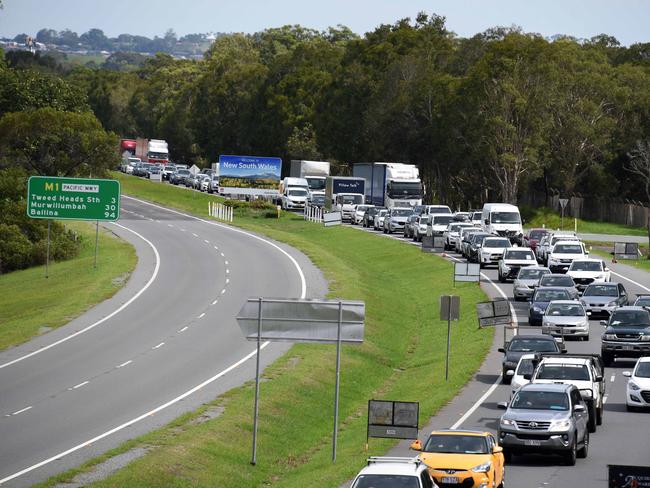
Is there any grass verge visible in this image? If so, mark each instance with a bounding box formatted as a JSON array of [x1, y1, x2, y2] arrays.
[[39, 173, 493, 488], [523, 206, 646, 236], [0, 221, 137, 351], [589, 247, 650, 273]]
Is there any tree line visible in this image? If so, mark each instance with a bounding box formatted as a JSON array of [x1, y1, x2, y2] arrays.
[[1, 13, 650, 270]]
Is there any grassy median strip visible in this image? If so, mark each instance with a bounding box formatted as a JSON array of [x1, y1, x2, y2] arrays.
[[41, 174, 492, 488], [0, 221, 136, 351], [525, 207, 646, 236]]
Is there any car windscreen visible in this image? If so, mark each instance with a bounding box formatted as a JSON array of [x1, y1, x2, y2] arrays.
[[356, 206, 370, 212], [288, 189, 307, 196], [483, 238, 510, 248], [540, 276, 574, 287], [505, 250, 535, 260], [529, 230, 547, 240], [636, 362, 650, 378], [177, 169, 190, 175], [340, 195, 362, 204], [490, 211, 521, 224], [534, 289, 570, 302], [583, 285, 617, 297], [392, 209, 412, 216], [352, 475, 420, 488], [423, 435, 488, 454], [419, 216, 432, 224], [388, 182, 422, 198], [511, 390, 569, 411], [428, 206, 451, 214], [635, 297, 650, 307], [518, 268, 549, 280], [536, 364, 590, 381], [570, 261, 602, 272], [306, 177, 326, 191], [508, 338, 558, 352], [546, 303, 585, 317], [609, 310, 650, 327], [554, 244, 583, 254], [516, 358, 535, 375], [472, 212, 482, 220], [311, 196, 325, 203], [432, 215, 455, 224]]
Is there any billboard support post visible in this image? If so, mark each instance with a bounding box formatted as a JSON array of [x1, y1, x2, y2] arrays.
[[94, 221, 99, 270]]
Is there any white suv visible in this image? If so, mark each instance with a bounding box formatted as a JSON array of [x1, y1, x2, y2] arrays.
[[351, 457, 438, 488], [547, 240, 589, 273]]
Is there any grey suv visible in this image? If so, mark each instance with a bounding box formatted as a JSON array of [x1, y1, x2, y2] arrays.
[[498, 383, 589, 465]]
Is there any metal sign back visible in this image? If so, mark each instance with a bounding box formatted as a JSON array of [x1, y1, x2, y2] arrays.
[[559, 198, 569, 210], [367, 400, 419, 440], [614, 242, 639, 260], [440, 295, 460, 321], [476, 299, 512, 327], [323, 211, 342, 227], [454, 262, 481, 282], [237, 298, 364, 343]]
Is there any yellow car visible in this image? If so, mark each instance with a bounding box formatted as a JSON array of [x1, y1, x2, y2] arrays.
[[410, 429, 505, 488]]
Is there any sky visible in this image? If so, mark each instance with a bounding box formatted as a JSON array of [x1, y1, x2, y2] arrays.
[[0, 0, 648, 46]]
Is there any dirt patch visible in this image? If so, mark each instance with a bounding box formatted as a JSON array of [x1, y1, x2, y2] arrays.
[[111, 273, 131, 287]]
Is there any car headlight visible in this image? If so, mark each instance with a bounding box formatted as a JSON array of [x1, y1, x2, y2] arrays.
[[532, 306, 544, 313], [471, 461, 492, 473], [640, 335, 650, 342], [549, 419, 572, 431], [500, 418, 516, 427], [581, 390, 592, 398], [502, 265, 511, 272], [542, 321, 553, 327], [630, 381, 641, 391], [607, 301, 618, 307], [603, 334, 616, 340]]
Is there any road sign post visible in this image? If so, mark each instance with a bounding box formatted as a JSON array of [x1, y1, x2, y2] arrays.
[[440, 296, 460, 381], [237, 298, 364, 465]]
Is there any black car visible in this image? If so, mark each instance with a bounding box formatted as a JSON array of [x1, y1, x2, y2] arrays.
[[170, 169, 191, 185], [467, 233, 492, 263], [362, 207, 385, 228], [499, 334, 565, 383], [601, 306, 650, 366], [529, 287, 572, 326]]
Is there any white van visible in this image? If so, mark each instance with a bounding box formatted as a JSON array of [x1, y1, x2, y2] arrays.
[[481, 203, 523, 245]]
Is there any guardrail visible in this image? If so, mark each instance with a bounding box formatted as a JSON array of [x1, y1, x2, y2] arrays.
[[304, 205, 323, 223], [208, 201, 233, 223]]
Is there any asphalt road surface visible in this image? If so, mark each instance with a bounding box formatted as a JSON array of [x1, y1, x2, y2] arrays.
[[0, 196, 326, 487], [344, 220, 650, 488]]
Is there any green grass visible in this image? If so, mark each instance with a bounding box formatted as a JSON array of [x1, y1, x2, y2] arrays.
[[523, 206, 647, 236], [39, 173, 494, 488], [0, 221, 137, 351], [589, 247, 650, 273]]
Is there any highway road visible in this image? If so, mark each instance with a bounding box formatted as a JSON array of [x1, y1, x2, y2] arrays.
[[344, 221, 650, 488], [0, 197, 326, 487]]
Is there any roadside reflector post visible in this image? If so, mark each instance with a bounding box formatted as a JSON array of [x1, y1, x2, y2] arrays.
[[277, 205, 281, 219], [251, 297, 262, 466]]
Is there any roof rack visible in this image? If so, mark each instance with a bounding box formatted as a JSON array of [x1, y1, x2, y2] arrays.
[[367, 456, 422, 467]]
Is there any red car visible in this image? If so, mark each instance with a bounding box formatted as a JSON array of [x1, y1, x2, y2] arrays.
[[523, 228, 549, 253]]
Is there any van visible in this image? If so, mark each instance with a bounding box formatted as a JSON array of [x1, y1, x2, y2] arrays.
[[481, 203, 523, 245]]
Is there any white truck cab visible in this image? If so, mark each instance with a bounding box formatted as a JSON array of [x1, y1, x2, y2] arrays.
[[481, 203, 523, 245]]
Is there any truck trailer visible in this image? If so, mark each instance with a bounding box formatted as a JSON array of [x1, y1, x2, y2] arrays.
[[289, 160, 330, 194], [352, 162, 423, 208]]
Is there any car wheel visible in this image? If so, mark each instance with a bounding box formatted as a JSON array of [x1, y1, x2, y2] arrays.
[[578, 430, 589, 459], [498, 271, 506, 283], [596, 406, 603, 425], [587, 403, 597, 433], [502, 449, 513, 464], [502, 370, 512, 384], [565, 437, 577, 466]]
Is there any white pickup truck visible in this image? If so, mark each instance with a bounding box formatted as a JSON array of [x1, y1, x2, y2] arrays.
[[547, 240, 589, 273], [529, 354, 605, 434]]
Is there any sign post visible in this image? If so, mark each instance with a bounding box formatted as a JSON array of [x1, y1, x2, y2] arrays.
[[26, 176, 121, 276], [237, 298, 365, 465], [440, 296, 460, 381], [559, 198, 569, 230]]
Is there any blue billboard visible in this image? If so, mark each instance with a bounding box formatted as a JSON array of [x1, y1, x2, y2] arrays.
[[218, 155, 282, 195]]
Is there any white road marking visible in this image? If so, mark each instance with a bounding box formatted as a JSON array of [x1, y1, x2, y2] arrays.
[[225, 260, 229, 265], [610, 270, 650, 292], [12, 406, 33, 416], [116, 360, 132, 369], [0, 223, 161, 370], [220, 252, 225, 257], [192, 233, 198, 237], [167, 224, 173, 227], [226, 269, 230, 274], [603, 395, 609, 404], [226, 278, 230, 284], [155, 220, 160, 223], [123, 196, 307, 298], [211, 299, 218, 305], [198, 313, 206, 319], [152, 342, 165, 350], [610, 374, 616, 382], [180, 228, 186, 232], [213, 246, 219, 250], [451, 374, 503, 430], [179, 326, 189, 332], [204, 239, 210, 244], [221, 289, 226, 295], [0, 341, 274, 485], [71, 381, 89, 390]]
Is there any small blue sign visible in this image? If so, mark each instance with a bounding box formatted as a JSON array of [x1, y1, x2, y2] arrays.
[[218, 155, 282, 193]]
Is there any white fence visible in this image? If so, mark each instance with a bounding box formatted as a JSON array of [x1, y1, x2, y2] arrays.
[[303, 205, 323, 223], [209, 201, 234, 223]]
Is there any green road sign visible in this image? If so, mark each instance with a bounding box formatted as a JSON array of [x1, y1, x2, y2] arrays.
[[26, 176, 121, 221]]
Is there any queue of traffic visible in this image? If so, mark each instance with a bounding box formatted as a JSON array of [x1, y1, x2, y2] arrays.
[[342, 202, 650, 487]]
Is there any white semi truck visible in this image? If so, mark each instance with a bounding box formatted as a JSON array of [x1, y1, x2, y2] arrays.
[[290, 160, 330, 195], [352, 162, 423, 208]]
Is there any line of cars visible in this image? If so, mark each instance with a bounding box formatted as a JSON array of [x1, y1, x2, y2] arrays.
[[120, 160, 222, 194]]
